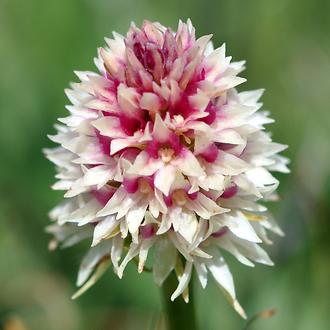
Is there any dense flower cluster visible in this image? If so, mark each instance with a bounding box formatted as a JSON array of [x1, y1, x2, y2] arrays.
[[44, 19, 288, 317]]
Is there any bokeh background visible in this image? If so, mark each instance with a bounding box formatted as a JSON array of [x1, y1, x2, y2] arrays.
[[1, 0, 329, 329]]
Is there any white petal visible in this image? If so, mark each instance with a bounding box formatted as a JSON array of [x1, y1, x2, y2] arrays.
[[207, 249, 247, 320], [153, 238, 177, 286], [186, 194, 228, 220], [215, 150, 251, 176], [171, 262, 193, 301], [92, 117, 125, 138], [97, 187, 126, 217], [117, 83, 140, 116], [239, 89, 264, 105], [153, 113, 171, 142], [157, 213, 172, 235], [111, 234, 124, 272], [168, 232, 193, 262], [138, 238, 156, 273], [170, 208, 198, 243], [76, 240, 112, 286], [85, 98, 116, 112], [260, 216, 284, 237], [233, 174, 262, 198], [92, 215, 117, 247], [72, 259, 110, 299], [127, 151, 163, 176], [117, 243, 139, 278], [84, 165, 114, 189], [213, 129, 245, 145], [120, 219, 129, 238], [194, 261, 208, 288], [173, 149, 205, 177], [64, 199, 100, 226], [245, 167, 279, 189], [204, 40, 214, 56], [216, 212, 262, 243], [154, 164, 176, 196], [126, 201, 148, 243], [216, 236, 255, 267], [189, 92, 210, 112], [221, 197, 267, 213], [140, 92, 161, 112], [205, 249, 235, 299], [231, 236, 274, 266]]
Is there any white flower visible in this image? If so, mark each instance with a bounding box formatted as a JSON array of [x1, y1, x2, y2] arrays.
[[44, 19, 289, 316]]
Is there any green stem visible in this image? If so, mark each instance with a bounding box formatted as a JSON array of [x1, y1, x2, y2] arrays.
[[161, 271, 198, 330]]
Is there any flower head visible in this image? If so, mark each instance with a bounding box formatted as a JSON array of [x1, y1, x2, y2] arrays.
[[45, 19, 289, 317]]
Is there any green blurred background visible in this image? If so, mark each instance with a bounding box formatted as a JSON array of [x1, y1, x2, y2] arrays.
[[0, 0, 329, 329]]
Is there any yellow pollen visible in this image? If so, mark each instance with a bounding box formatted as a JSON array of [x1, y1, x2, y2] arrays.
[[172, 190, 187, 206], [158, 148, 174, 163], [182, 134, 191, 144], [243, 212, 267, 221]]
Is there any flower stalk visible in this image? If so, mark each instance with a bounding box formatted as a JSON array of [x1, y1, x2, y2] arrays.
[[162, 271, 198, 330]]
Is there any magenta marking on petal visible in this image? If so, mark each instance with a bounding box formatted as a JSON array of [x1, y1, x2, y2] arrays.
[[211, 227, 229, 238], [92, 188, 115, 206], [186, 68, 206, 94], [215, 142, 235, 151], [221, 184, 238, 199], [95, 129, 111, 155], [133, 42, 145, 64], [119, 115, 141, 136], [126, 26, 165, 83], [102, 77, 120, 95], [182, 186, 198, 200], [145, 46, 156, 71], [200, 143, 219, 163], [123, 177, 139, 193], [140, 224, 156, 239], [146, 140, 160, 159], [119, 147, 141, 159], [178, 146, 189, 158], [188, 191, 198, 200], [168, 134, 182, 155], [170, 92, 195, 119], [163, 29, 178, 74], [163, 194, 173, 207], [146, 131, 182, 158], [198, 67, 206, 81], [201, 102, 217, 125], [146, 43, 165, 82]]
